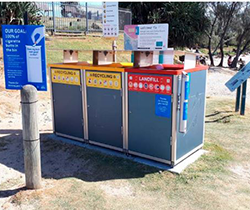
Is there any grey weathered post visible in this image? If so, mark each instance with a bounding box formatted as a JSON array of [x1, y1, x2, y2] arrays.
[[52, 2, 56, 34], [21, 85, 42, 189], [112, 40, 117, 63]]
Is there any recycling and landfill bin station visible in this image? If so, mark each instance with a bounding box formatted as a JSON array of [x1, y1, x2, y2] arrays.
[[48, 50, 208, 167]]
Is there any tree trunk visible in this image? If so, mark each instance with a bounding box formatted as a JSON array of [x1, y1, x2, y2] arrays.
[[218, 42, 224, 67], [231, 44, 241, 68], [208, 37, 214, 66]]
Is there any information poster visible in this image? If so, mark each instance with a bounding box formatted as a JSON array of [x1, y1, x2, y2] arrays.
[[86, 71, 121, 90], [124, 24, 169, 50], [2, 25, 47, 91], [102, 2, 119, 37]]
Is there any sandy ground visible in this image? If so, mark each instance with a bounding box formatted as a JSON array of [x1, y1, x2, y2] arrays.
[[1, 54, 250, 208]]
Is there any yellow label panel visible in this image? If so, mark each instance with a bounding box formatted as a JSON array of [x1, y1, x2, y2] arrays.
[[51, 69, 80, 86], [86, 71, 121, 90]]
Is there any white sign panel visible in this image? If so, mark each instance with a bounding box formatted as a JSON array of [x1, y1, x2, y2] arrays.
[[26, 45, 43, 83], [184, 53, 196, 70], [124, 24, 169, 50], [102, 2, 119, 37], [225, 61, 250, 92]]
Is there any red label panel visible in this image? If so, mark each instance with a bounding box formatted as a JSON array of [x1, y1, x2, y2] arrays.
[[128, 74, 172, 94]]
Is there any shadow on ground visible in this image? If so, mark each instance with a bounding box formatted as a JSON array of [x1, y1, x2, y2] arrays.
[[0, 129, 159, 198]]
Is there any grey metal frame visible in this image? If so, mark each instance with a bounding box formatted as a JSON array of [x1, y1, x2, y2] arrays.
[[175, 144, 203, 165], [49, 67, 55, 133], [128, 150, 172, 165], [171, 75, 178, 166], [81, 69, 89, 141], [202, 70, 208, 145], [124, 72, 129, 151]]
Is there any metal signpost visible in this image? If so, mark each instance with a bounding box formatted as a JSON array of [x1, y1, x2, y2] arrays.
[[225, 61, 250, 115]]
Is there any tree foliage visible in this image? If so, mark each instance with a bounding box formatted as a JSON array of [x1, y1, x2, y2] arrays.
[[0, 2, 41, 38], [119, 2, 209, 48], [230, 3, 250, 67], [0, 2, 41, 25]]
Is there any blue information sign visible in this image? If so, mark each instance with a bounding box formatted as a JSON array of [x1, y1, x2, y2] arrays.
[[155, 94, 171, 118], [2, 25, 47, 91]]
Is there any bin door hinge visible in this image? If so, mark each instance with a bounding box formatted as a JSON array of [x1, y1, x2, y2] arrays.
[[121, 126, 123, 135], [170, 136, 173, 145], [120, 89, 123, 97], [80, 86, 82, 92]]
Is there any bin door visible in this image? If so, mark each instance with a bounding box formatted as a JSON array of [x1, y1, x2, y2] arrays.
[[51, 68, 84, 139], [128, 73, 173, 161], [86, 71, 123, 149]]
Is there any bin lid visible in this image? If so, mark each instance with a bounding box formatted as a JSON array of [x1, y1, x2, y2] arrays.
[[48, 62, 133, 72], [125, 64, 208, 75]]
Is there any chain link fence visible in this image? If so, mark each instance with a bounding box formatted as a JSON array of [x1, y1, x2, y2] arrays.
[[36, 2, 132, 34]]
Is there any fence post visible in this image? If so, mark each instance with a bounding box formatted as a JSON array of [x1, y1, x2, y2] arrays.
[[85, 2, 88, 35], [21, 85, 42, 189], [52, 2, 56, 34]]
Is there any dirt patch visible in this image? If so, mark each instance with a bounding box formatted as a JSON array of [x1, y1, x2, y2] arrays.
[[229, 163, 250, 181], [100, 181, 135, 197]]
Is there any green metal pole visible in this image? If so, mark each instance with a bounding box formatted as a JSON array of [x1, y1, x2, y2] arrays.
[[235, 86, 241, 112], [240, 80, 247, 115]]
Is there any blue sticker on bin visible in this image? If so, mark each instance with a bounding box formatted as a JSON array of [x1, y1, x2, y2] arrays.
[[183, 102, 188, 120], [155, 94, 171, 118], [184, 80, 190, 100]]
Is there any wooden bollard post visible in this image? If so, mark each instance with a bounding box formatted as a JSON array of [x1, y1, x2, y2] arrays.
[[21, 85, 42, 189]]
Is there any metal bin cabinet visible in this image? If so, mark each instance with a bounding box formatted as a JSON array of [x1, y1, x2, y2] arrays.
[[49, 66, 84, 141], [83, 65, 126, 151], [125, 64, 208, 166]]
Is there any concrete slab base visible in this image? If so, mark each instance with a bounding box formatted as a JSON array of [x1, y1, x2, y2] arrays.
[[49, 134, 208, 174]]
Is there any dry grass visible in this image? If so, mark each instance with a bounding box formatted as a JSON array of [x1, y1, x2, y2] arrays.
[[0, 97, 249, 210]]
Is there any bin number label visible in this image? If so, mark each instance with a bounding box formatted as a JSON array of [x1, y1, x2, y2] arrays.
[[128, 74, 172, 94], [86, 71, 121, 90], [51, 69, 80, 86]]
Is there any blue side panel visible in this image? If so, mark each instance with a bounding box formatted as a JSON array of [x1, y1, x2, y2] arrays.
[[176, 70, 206, 160]]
